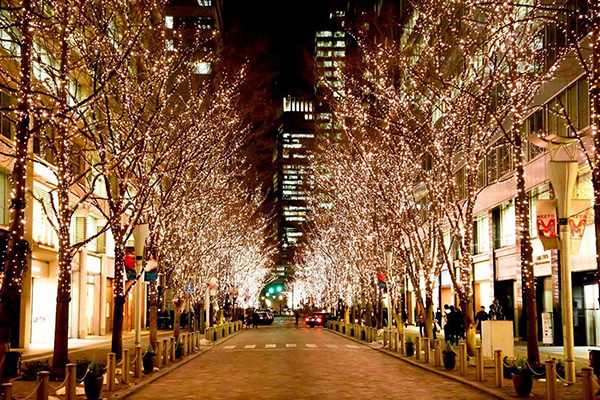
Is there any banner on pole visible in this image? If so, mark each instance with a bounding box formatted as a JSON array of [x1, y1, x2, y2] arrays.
[[536, 199, 559, 251], [569, 199, 591, 255]]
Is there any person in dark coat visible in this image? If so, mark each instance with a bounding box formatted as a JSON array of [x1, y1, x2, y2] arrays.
[[475, 306, 489, 333], [252, 311, 259, 328]]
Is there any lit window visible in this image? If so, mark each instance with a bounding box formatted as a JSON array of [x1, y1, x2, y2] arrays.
[[197, 0, 212, 5], [193, 61, 212, 75], [165, 16, 174, 29], [316, 31, 332, 37], [334, 41, 345, 47], [334, 51, 345, 57]]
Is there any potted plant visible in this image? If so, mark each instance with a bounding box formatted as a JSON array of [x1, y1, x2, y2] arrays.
[[511, 355, 533, 397], [142, 344, 156, 373], [405, 335, 415, 357], [175, 337, 183, 359], [84, 357, 104, 400], [442, 342, 456, 370]]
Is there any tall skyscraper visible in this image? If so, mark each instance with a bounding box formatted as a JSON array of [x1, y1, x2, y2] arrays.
[[272, 97, 315, 282]]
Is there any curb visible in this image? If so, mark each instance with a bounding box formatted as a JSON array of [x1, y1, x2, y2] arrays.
[[325, 328, 511, 400], [117, 330, 245, 399]]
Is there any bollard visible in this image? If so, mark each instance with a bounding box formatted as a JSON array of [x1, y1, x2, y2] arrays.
[[162, 339, 168, 365], [156, 341, 163, 367], [475, 347, 484, 381], [545, 359, 557, 400], [0, 383, 12, 400], [170, 337, 175, 362], [135, 345, 142, 378], [434, 339, 442, 367], [494, 350, 503, 388], [383, 330, 388, 347], [36, 371, 49, 400], [122, 349, 130, 384], [205, 328, 210, 341], [423, 338, 430, 363], [393, 332, 399, 352], [107, 352, 116, 391], [399, 333, 405, 355], [66, 363, 76, 400], [459, 343, 467, 376], [415, 336, 421, 360], [582, 367, 594, 400]]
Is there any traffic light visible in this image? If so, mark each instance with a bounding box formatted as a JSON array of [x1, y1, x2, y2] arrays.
[[266, 284, 284, 295]]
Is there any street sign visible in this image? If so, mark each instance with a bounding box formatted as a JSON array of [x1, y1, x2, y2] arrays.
[[185, 283, 195, 293]]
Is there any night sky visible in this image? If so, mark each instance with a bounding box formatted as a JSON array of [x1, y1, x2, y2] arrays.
[[223, 0, 339, 97]]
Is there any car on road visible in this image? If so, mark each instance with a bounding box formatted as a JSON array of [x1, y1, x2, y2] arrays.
[[304, 312, 333, 328], [256, 310, 274, 325]]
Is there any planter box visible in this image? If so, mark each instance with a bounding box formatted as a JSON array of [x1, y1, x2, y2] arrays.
[[481, 320, 514, 358]]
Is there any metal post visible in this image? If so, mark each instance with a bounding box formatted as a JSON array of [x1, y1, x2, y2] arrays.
[[415, 336, 421, 360], [476, 347, 484, 381], [169, 337, 175, 362], [399, 333, 405, 355], [162, 339, 169, 365], [459, 343, 467, 376], [559, 222, 576, 382], [546, 359, 557, 400], [36, 371, 49, 400], [107, 352, 116, 391], [434, 339, 441, 367], [65, 363, 76, 400], [582, 367, 594, 400], [122, 349, 130, 384], [205, 286, 210, 329], [0, 383, 12, 400], [156, 341, 162, 367], [135, 345, 142, 378], [494, 350, 503, 388], [423, 338, 430, 363]]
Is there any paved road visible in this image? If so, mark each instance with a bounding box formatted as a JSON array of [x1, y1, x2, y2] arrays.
[[129, 317, 491, 399]]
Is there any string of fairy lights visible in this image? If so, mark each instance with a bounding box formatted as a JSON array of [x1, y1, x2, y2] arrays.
[[295, 0, 598, 349]]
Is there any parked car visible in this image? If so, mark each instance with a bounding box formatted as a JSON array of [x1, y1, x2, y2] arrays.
[[304, 312, 333, 328]]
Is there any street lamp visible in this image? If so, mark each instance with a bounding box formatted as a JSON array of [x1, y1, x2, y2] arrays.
[[384, 246, 393, 335], [134, 223, 149, 347], [528, 134, 584, 383]]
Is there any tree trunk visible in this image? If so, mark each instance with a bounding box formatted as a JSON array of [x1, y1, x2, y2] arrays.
[[148, 282, 158, 350], [514, 132, 540, 365], [365, 302, 372, 327], [173, 298, 183, 340], [0, 0, 32, 378], [111, 238, 126, 358], [50, 234, 73, 375], [461, 298, 476, 357], [424, 298, 434, 349], [591, 0, 600, 312]]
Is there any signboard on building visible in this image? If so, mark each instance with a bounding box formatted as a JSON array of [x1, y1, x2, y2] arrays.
[[569, 199, 590, 255], [541, 312, 553, 345], [537, 200, 559, 250]]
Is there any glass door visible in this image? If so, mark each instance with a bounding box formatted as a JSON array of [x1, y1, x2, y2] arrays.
[[584, 284, 600, 346]]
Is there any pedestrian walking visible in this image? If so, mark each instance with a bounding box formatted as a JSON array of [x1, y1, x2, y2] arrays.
[[294, 310, 300, 326], [418, 311, 426, 337], [252, 311, 259, 328], [475, 306, 488, 333]]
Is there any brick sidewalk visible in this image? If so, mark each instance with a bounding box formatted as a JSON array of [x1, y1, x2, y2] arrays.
[[8, 329, 209, 399]]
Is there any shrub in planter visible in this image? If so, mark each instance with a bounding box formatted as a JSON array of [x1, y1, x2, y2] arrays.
[[503, 357, 517, 379], [84, 357, 104, 400], [442, 342, 456, 370], [405, 335, 415, 357], [175, 338, 183, 359], [20, 360, 50, 381], [511, 355, 533, 397], [142, 344, 156, 373]]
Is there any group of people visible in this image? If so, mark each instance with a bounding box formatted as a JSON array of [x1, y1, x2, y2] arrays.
[[416, 303, 497, 345]]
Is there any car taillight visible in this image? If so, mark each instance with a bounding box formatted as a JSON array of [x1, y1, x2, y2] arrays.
[[305, 317, 310, 321], [316, 318, 322, 322]]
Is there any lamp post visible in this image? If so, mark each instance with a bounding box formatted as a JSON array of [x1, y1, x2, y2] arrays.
[[529, 135, 580, 382], [133, 223, 149, 347], [384, 246, 393, 335]]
